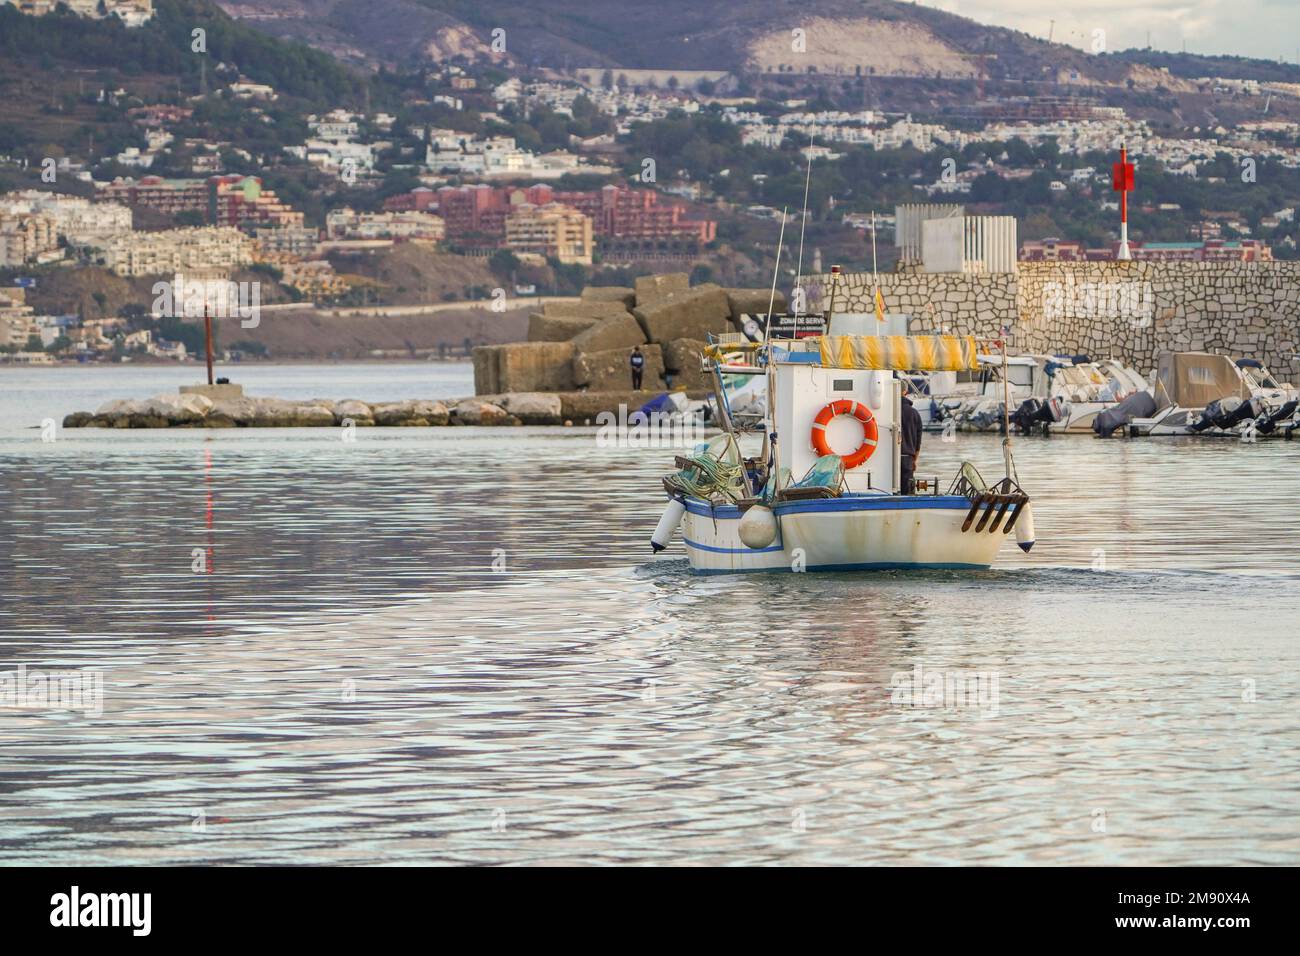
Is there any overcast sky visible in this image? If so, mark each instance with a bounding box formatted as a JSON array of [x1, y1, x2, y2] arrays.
[[928, 0, 1300, 63]]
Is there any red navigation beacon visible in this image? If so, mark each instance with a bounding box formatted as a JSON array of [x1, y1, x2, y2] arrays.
[[1112, 144, 1135, 260]]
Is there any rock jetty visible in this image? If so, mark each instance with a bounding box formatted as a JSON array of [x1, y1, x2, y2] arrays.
[[60, 389, 710, 429], [62, 393, 522, 429], [61, 273, 769, 430]]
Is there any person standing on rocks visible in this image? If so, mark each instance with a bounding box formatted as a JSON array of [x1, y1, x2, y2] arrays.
[[630, 346, 645, 390]]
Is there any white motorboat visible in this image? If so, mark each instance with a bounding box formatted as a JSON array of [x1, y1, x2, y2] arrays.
[[1126, 352, 1298, 437], [1006, 356, 1149, 435], [947, 354, 1052, 432], [1047, 359, 1149, 433]]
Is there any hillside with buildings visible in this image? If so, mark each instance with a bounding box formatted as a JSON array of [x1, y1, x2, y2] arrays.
[[4, 0, 1300, 367]]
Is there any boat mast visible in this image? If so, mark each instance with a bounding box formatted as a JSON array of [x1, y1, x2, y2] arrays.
[[793, 133, 814, 322], [871, 211, 879, 286], [1002, 327, 1013, 478]]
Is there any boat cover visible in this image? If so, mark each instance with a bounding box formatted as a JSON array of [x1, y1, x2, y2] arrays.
[[638, 392, 687, 417], [1093, 390, 1156, 436], [819, 335, 979, 371], [1152, 352, 1249, 409]]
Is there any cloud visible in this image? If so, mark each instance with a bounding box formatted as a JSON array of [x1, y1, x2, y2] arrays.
[[928, 0, 1300, 62]]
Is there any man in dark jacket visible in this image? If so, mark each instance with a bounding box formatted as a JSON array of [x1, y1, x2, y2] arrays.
[[900, 395, 922, 494], [630, 346, 645, 390]]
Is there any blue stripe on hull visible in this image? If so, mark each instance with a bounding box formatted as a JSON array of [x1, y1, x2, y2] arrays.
[[687, 561, 989, 576], [682, 536, 784, 554], [681, 495, 975, 519], [774, 495, 972, 516]]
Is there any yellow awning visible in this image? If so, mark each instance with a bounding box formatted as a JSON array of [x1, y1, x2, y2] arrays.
[[818, 334, 979, 371]]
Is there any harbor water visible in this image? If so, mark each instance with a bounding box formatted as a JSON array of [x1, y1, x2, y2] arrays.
[[1, 364, 1298, 864]]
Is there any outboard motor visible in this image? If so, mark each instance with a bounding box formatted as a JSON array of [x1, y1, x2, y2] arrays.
[[1192, 397, 1234, 431], [1011, 398, 1056, 434], [1257, 399, 1298, 435], [1213, 396, 1255, 430]]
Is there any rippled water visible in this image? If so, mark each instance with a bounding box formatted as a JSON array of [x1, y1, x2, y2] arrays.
[[1, 365, 1299, 864]]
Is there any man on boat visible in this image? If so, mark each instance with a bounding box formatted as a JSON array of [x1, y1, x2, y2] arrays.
[[630, 346, 645, 390], [900, 394, 922, 494]]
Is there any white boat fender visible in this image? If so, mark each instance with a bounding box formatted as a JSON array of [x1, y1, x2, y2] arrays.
[[738, 504, 778, 549], [1015, 502, 1036, 553], [868, 376, 884, 410], [651, 498, 687, 553]]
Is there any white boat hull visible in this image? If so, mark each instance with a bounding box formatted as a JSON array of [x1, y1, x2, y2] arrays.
[[1130, 405, 1196, 436], [1049, 402, 1106, 434], [677, 494, 1017, 574]]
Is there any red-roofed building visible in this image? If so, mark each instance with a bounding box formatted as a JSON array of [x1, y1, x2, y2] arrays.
[[384, 184, 716, 251]]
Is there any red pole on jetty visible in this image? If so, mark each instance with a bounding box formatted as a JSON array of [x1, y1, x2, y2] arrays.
[[203, 304, 215, 386], [1113, 143, 1135, 261]]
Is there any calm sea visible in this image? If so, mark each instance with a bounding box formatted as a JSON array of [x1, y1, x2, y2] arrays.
[[1, 363, 1297, 864]]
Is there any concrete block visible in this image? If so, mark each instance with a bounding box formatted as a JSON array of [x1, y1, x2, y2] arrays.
[[661, 337, 709, 372], [581, 285, 636, 309], [633, 286, 732, 343], [634, 273, 690, 306], [725, 288, 788, 324], [571, 312, 647, 353], [662, 338, 711, 389], [527, 312, 598, 342], [542, 299, 631, 320], [472, 346, 499, 395], [573, 344, 664, 391], [474, 341, 576, 394]]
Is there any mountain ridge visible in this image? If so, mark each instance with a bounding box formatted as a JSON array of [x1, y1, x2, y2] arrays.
[[213, 0, 1300, 89]]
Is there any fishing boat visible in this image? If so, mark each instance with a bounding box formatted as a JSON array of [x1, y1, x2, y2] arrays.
[[649, 275, 1037, 574]]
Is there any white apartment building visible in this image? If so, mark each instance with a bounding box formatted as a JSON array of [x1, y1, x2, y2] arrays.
[[101, 227, 253, 277], [0, 190, 132, 247], [0, 214, 58, 267], [325, 208, 446, 241], [4, 0, 153, 27]]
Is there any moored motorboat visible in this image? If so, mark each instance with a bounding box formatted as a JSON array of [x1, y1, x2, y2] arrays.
[[1122, 352, 1298, 438]]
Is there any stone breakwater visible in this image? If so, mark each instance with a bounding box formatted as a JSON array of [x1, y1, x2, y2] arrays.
[[61, 389, 704, 429], [812, 261, 1300, 376], [474, 273, 785, 395]]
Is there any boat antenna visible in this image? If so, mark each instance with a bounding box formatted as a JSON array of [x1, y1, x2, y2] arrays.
[[762, 207, 789, 345], [763, 208, 790, 495], [793, 132, 814, 318]]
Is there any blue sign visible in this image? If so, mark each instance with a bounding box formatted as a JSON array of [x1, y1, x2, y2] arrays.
[[13, 277, 36, 288]]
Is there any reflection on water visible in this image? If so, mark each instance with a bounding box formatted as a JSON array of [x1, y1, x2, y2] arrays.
[[2, 384, 1300, 864]]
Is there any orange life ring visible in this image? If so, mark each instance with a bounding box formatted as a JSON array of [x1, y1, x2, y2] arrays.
[[810, 400, 879, 469]]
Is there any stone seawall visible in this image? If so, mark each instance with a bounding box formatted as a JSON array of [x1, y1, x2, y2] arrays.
[[812, 261, 1300, 376]]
